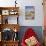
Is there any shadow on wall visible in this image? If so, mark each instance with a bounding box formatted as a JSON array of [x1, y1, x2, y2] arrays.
[[18, 26, 43, 44]]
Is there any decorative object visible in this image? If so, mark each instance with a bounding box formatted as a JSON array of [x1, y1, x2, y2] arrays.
[[13, 32, 18, 41], [2, 10, 9, 15], [25, 6, 35, 20], [14, 28, 17, 32], [21, 28, 41, 46], [25, 36, 38, 46], [15, 0, 17, 7], [9, 10, 18, 15]]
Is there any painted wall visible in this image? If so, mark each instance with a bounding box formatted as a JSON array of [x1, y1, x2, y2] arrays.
[[0, 0, 43, 26]]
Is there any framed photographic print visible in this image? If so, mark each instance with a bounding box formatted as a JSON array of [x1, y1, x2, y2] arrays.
[[25, 6, 35, 20], [2, 10, 9, 15]]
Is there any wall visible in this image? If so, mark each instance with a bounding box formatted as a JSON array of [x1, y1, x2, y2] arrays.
[[0, 0, 44, 26], [18, 0, 43, 26]]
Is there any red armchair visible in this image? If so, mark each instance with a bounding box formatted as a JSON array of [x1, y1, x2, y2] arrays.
[[21, 28, 41, 46]]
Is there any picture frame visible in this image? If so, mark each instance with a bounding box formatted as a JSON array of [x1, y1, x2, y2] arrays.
[[2, 10, 9, 15], [25, 6, 35, 20]]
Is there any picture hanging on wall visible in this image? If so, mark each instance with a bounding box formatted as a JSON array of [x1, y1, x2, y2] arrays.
[[25, 6, 35, 20]]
